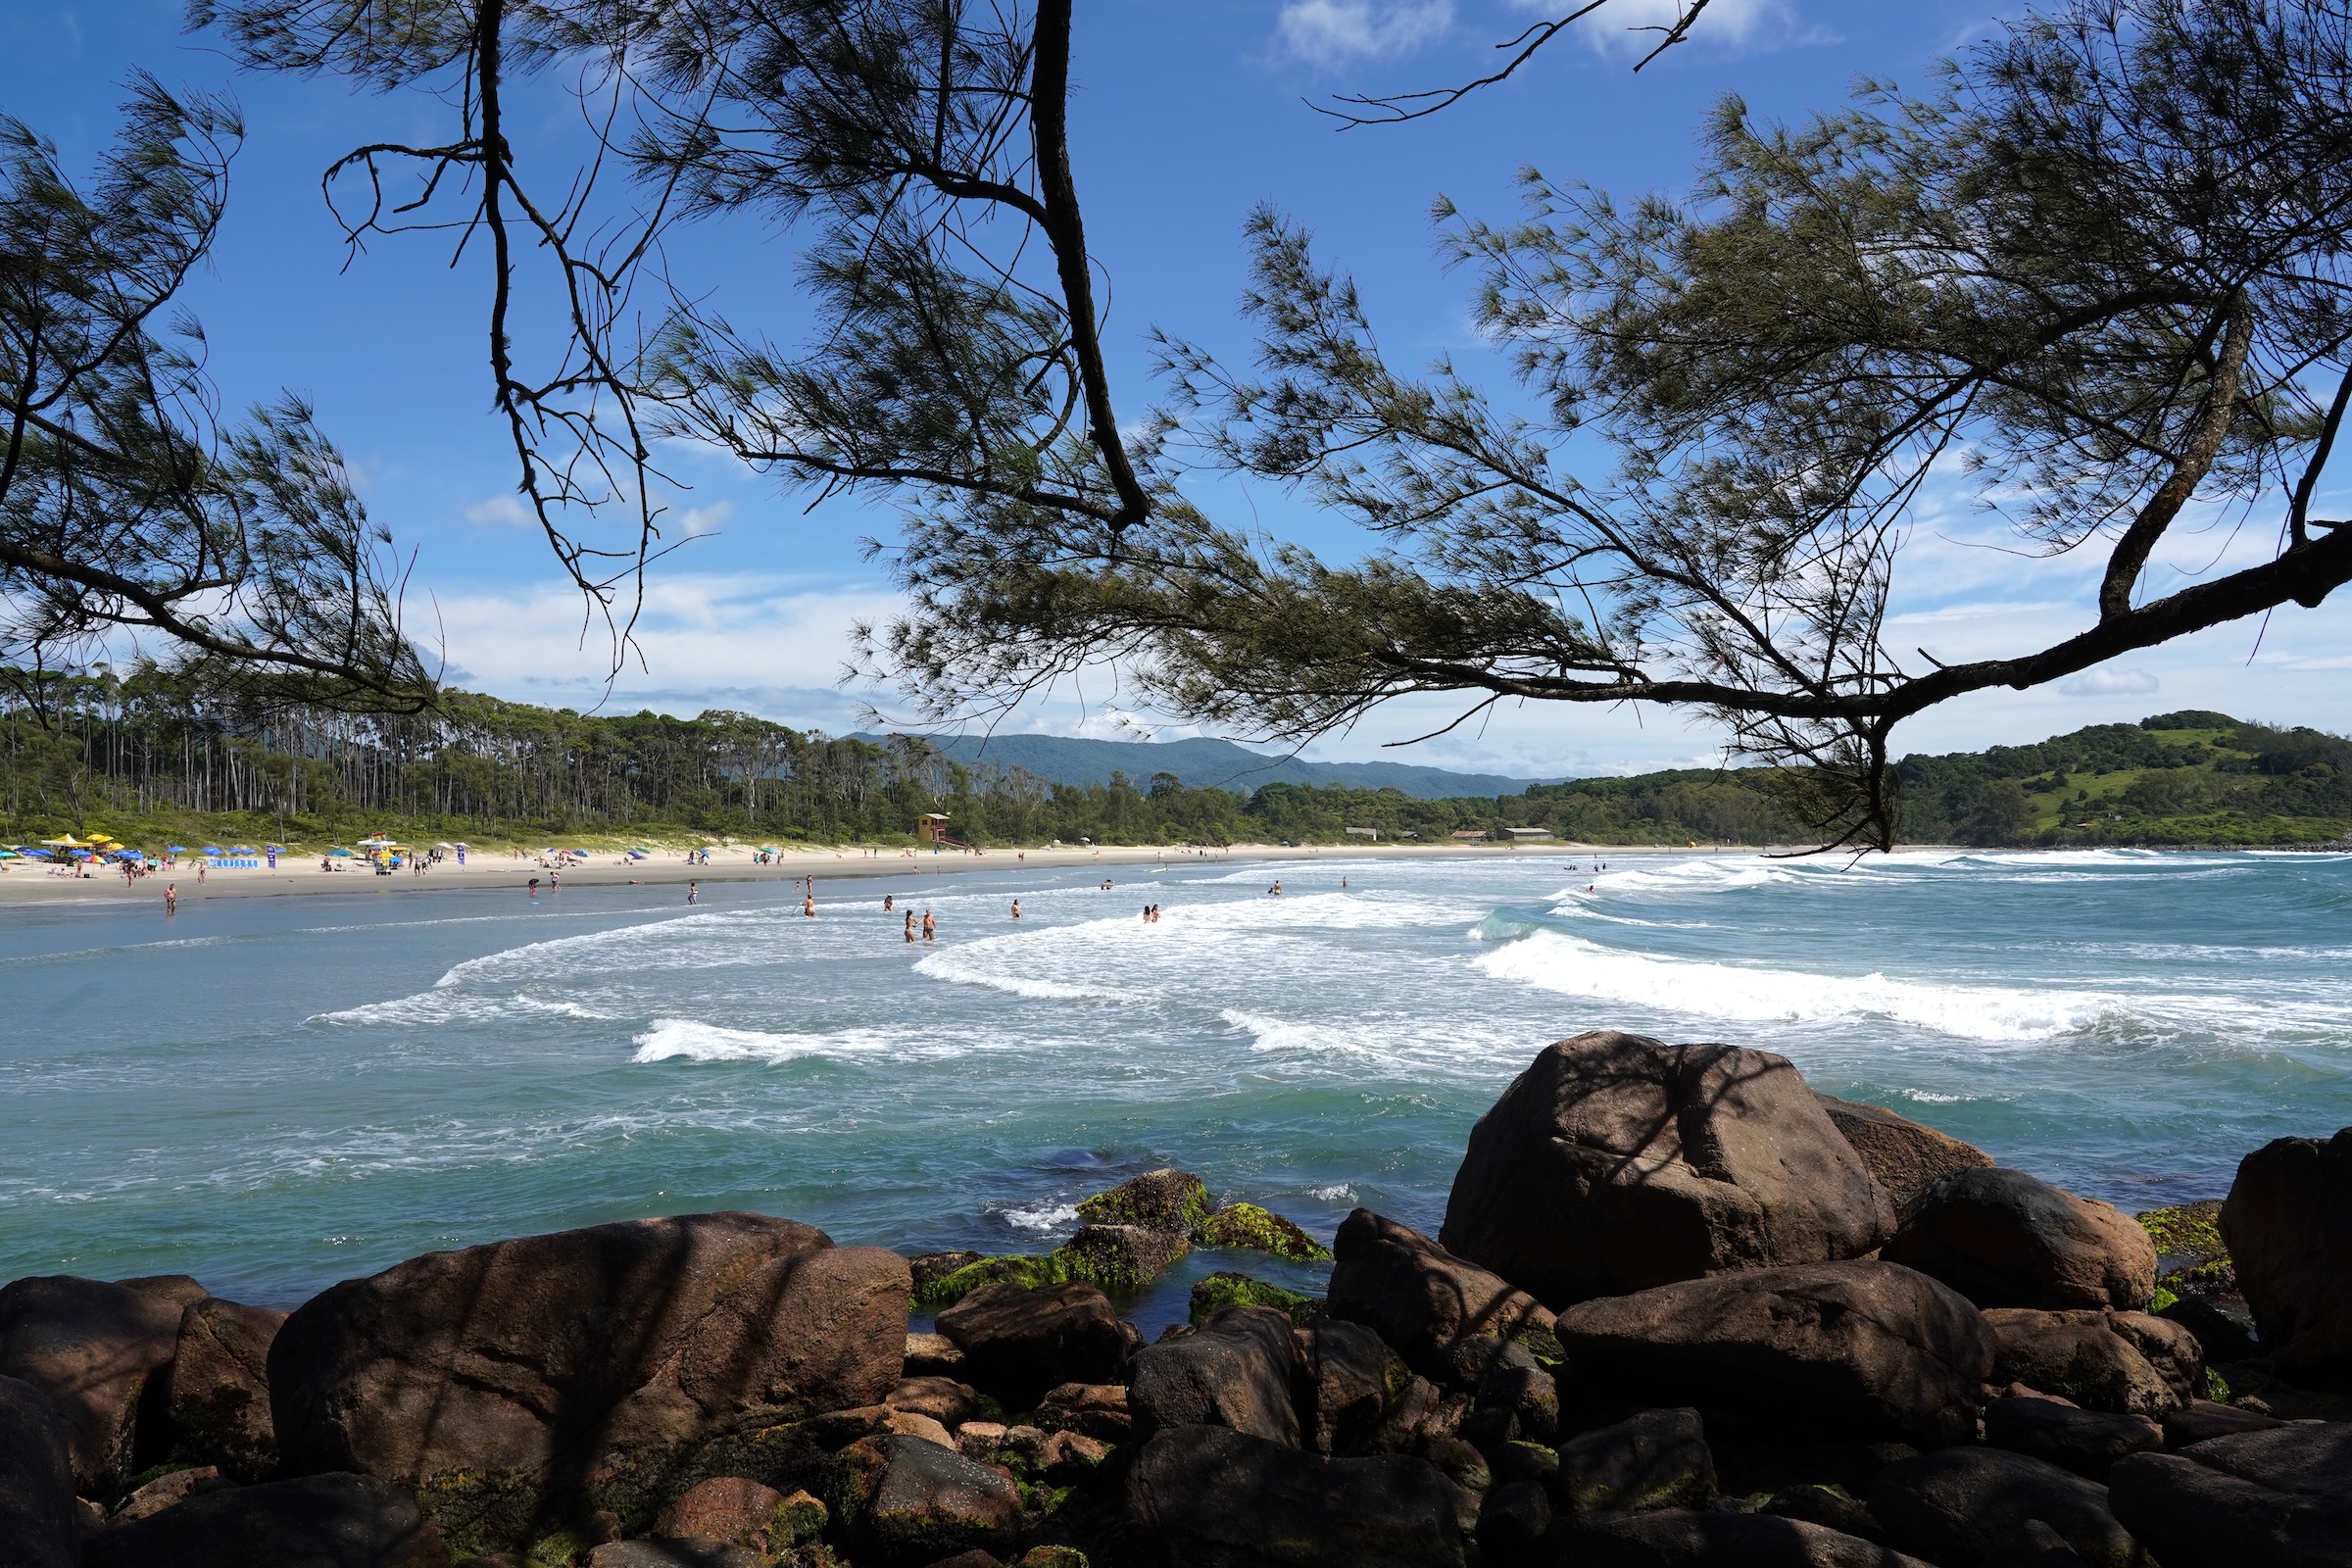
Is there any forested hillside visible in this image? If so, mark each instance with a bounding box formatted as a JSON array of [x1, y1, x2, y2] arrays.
[[0, 665, 2343, 850]]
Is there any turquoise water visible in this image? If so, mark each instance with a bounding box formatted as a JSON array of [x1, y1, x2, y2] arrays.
[[4, 850, 2348, 1327]]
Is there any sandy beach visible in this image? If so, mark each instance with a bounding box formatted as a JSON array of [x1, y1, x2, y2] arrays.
[[0, 837, 1719, 906]]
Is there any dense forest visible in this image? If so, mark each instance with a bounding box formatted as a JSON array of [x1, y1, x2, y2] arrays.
[[1, 666, 2345, 850]]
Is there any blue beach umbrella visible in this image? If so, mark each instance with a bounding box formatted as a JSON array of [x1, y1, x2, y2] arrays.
[[167, 845, 188, 853], [325, 849, 353, 858], [202, 846, 224, 855]]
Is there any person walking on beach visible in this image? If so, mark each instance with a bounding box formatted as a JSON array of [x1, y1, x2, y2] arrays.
[[904, 910, 916, 943], [1010, 899, 1022, 919], [164, 883, 176, 914], [921, 908, 936, 942]]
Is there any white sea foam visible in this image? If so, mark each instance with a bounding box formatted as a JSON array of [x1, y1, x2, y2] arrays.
[[630, 1018, 894, 1063], [312, 992, 616, 1028], [1472, 928, 2126, 1041], [1308, 1184, 1355, 1202], [1001, 1201, 1080, 1231]]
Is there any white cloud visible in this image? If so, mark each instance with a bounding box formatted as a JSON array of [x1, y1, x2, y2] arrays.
[[462, 494, 534, 527], [2058, 667, 2160, 698], [1568, 0, 1804, 63], [1276, 0, 1453, 68]]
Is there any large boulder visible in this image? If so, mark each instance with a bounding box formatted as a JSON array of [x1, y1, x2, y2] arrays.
[[2219, 1126, 2352, 1391], [0, 1375, 78, 1568], [1551, 1407, 1717, 1518], [1078, 1168, 1212, 1231], [1983, 1396, 2163, 1482], [1884, 1168, 2158, 1312], [171, 1297, 288, 1481], [269, 1213, 907, 1489], [838, 1432, 1025, 1567], [1060, 1223, 1191, 1293], [1868, 1447, 2148, 1568], [1550, 1262, 1993, 1448], [1814, 1097, 1993, 1222], [1298, 1321, 1402, 1456], [1324, 1211, 1552, 1378], [1561, 1509, 1935, 1567], [2108, 1421, 2352, 1568], [80, 1471, 450, 1568], [0, 1275, 186, 1494], [1440, 1033, 1894, 1307], [934, 1280, 1129, 1408], [1126, 1304, 1301, 1445], [1983, 1309, 2198, 1415], [1122, 1424, 1469, 1568]]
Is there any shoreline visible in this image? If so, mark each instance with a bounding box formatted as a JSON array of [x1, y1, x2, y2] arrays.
[[0, 838, 1887, 906]]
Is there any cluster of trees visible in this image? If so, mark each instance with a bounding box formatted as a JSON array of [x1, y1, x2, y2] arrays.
[[12, 664, 2339, 850]]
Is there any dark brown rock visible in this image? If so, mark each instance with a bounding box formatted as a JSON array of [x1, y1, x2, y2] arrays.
[[586, 1543, 760, 1568], [1983, 1310, 2191, 1415], [1885, 1168, 2159, 1312], [890, 1377, 981, 1430], [118, 1275, 212, 1310], [1076, 1169, 1210, 1232], [1467, 1356, 1558, 1448], [2219, 1126, 2352, 1392], [652, 1475, 812, 1554], [1122, 1424, 1470, 1568], [1552, 1407, 1716, 1517], [1815, 1097, 1994, 1222], [1984, 1396, 2163, 1482], [2158, 1398, 2281, 1448], [1036, 1381, 1131, 1442], [840, 1432, 1025, 1566], [1551, 1262, 1994, 1448], [1562, 1510, 1935, 1567], [0, 1275, 185, 1494], [109, 1463, 235, 1524], [1300, 1321, 1402, 1456], [0, 1374, 77, 1568], [935, 1280, 1128, 1409], [1869, 1448, 2146, 1568], [1325, 1211, 1552, 1379], [1441, 1033, 1894, 1308], [2108, 1421, 2352, 1568], [268, 1213, 907, 1488], [1127, 1304, 1301, 1445], [1477, 1478, 1551, 1563], [905, 1333, 968, 1378], [2155, 1298, 2258, 1366], [170, 1297, 287, 1481], [80, 1471, 451, 1568], [1040, 1427, 1109, 1481]]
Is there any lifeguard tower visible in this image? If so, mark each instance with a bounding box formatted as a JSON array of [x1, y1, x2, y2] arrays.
[[917, 812, 954, 847]]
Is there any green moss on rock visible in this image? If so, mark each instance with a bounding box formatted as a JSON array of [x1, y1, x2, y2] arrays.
[[1189, 1202, 1333, 1261], [1189, 1272, 1315, 1325], [1056, 1224, 1191, 1295], [909, 1252, 1075, 1308], [1075, 1169, 1211, 1232], [2138, 1200, 2229, 1269]]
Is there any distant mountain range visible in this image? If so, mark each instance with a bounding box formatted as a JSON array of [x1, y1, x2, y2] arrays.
[[852, 732, 1560, 801]]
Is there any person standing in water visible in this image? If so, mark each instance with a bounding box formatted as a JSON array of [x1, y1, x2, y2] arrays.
[[921, 908, 936, 942], [1268, 880, 1282, 896], [904, 909, 916, 943], [884, 894, 895, 912], [687, 881, 700, 905], [1010, 899, 1022, 919], [803, 893, 816, 917], [164, 883, 176, 914]]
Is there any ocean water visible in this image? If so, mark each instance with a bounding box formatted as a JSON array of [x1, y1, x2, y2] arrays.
[[3, 849, 2347, 1328]]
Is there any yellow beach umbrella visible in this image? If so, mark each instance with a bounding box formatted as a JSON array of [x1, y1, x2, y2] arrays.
[[40, 835, 84, 848]]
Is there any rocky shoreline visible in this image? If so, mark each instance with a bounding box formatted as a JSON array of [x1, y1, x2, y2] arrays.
[[1, 1028, 2345, 1568]]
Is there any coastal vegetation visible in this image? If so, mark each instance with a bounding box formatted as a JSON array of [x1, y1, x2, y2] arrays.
[[1, 665, 2345, 851]]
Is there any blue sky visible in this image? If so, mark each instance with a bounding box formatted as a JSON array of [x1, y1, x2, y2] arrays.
[[8, 0, 2349, 777]]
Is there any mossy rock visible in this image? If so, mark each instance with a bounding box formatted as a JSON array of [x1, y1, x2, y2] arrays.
[[2138, 1200, 2229, 1272], [910, 1252, 1075, 1308], [1056, 1224, 1191, 1295], [1189, 1201, 1332, 1261], [1189, 1272, 1315, 1326], [1075, 1169, 1211, 1232]]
